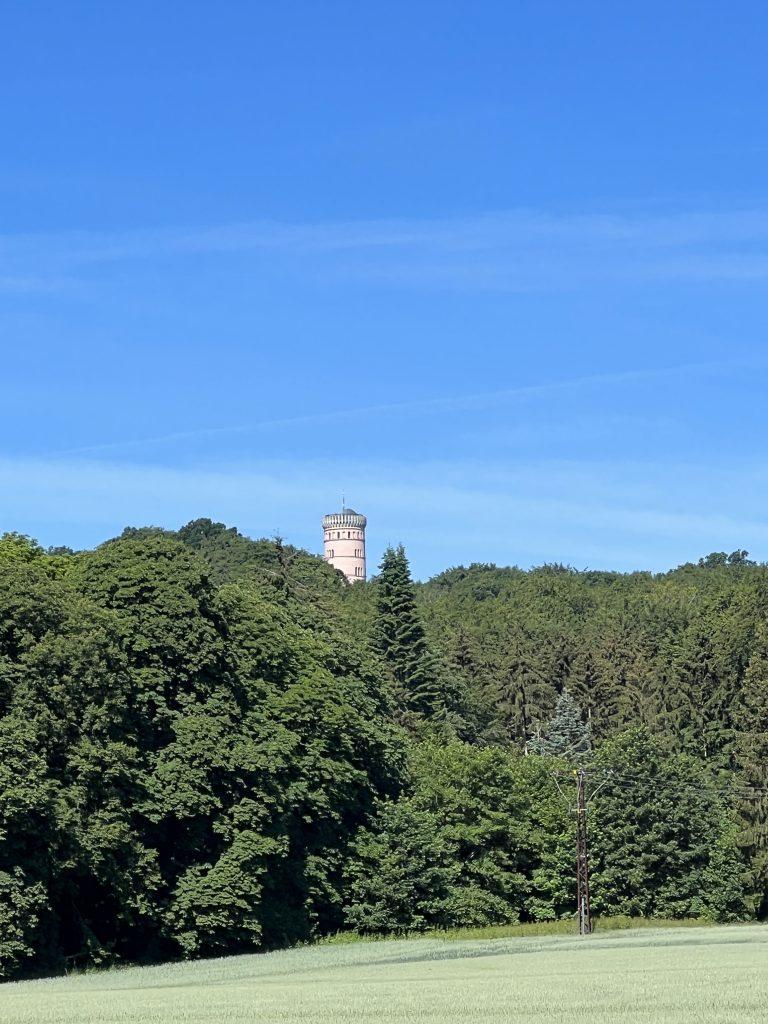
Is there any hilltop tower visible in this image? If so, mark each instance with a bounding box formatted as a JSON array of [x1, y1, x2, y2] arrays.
[[322, 506, 367, 583]]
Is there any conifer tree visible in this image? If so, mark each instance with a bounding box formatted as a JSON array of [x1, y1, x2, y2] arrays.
[[495, 629, 551, 746], [671, 620, 734, 762], [374, 545, 442, 717], [529, 689, 590, 759], [733, 620, 768, 917]]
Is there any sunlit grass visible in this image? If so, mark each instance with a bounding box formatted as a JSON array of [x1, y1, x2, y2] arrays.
[[2, 923, 766, 1023]]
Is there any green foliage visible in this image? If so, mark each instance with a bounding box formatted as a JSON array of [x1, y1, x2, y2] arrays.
[[0, 533, 44, 564], [0, 532, 75, 579], [0, 869, 48, 978], [177, 517, 345, 595], [373, 545, 444, 719], [0, 554, 161, 973], [344, 742, 565, 932], [699, 550, 754, 568], [733, 619, 768, 916], [589, 729, 747, 921], [529, 690, 590, 759], [165, 830, 282, 957], [1, 524, 767, 979], [0, 529, 402, 978]]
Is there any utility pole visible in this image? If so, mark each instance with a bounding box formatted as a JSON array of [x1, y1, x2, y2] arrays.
[[575, 768, 592, 935]]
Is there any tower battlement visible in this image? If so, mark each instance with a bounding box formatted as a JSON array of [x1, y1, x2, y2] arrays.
[[322, 507, 367, 583]]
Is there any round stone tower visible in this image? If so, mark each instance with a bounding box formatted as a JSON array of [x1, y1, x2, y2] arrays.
[[322, 506, 367, 583]]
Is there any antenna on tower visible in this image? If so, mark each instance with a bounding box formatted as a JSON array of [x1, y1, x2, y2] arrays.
[[341, 490, 345, 510]]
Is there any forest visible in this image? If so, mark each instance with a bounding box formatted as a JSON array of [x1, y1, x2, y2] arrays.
[[1, 520, 766, 979]]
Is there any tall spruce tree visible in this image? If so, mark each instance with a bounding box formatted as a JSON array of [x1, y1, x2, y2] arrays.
[[495, 628, 551, 747], [374, 545, 442, 717], [733, 620, 768, 917], [529, 689, 590, 759]]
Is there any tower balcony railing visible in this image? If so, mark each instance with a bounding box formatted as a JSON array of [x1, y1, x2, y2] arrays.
[[322, 513, 367, 529]]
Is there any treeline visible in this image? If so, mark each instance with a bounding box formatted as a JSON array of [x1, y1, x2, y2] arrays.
[[0, 522, 766, 979]]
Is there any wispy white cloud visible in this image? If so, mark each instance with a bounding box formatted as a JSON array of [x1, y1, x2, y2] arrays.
[[2, 453, 767, 576], [5, 206, 768, 293]]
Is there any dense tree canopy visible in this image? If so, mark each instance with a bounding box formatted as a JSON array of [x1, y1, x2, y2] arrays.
[[1, 523, 766, 979], [0, 527, 400, 976]]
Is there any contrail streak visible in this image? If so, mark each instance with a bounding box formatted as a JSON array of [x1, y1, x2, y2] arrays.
[[51, 358, 750, 459]]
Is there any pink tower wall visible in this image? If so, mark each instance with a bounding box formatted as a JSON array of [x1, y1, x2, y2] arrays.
[[322, 510, 366, 583]]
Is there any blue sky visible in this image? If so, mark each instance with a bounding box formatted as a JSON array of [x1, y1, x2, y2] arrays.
[[2, 1, 768, 577]]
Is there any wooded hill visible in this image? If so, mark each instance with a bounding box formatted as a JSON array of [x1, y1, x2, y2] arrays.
[[1, 520, 766, 979]]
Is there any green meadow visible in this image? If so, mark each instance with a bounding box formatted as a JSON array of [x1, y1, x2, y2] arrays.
[[1, 924, 765, 1024]]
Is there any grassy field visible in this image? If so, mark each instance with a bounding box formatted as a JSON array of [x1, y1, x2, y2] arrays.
[[1, 924, 766, 1023]]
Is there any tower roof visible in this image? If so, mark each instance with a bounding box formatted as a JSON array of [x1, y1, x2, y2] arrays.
[[323, 508, 367, 528]]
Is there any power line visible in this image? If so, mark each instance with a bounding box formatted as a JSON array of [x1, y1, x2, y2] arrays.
[[553, 764, 768, 800], [552, 759, 768, 937], [588, 769, 768, 800]]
